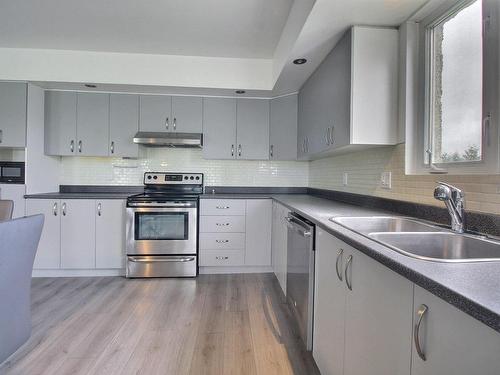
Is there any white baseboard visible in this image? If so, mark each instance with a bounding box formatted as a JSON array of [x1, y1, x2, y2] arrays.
[[32, 269, 125, 277], [199, 266, 273, 274]]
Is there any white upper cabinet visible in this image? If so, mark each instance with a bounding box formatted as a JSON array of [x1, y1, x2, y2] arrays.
[[139, 95, 172, 132], [76, 92, 109, 156], [236, 99, 270, 160], [45, 91, 77, 156], [0, 82, 27, 148], [298, 26, 398, 159], [270, 94, 298, 160], [202, 97, 237, 159], [171, 96, 202, 133], [109, 94, 139, 157]]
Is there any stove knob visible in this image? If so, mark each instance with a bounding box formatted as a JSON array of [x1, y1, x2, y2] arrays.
[[153, 175, 158, 180], [147, 175, 152, 180], [190, 176, 194, 180], [195, 176, 200, 180], [184, 176, 189, 180]]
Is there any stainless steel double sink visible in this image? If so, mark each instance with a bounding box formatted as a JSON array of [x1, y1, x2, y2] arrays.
[[330, 216, 500, 262]]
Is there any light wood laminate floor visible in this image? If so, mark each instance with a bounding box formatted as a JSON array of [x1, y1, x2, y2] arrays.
[[0, 274, 319, 375]]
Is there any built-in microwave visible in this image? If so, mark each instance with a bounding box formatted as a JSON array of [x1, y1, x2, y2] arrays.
[[0, 162, 25, 184]]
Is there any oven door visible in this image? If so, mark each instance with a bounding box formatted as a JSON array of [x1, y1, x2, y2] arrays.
[[126, 206, 197, 255]]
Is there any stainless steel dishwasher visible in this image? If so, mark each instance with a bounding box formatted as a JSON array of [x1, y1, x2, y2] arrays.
[[286, 212, 315, 351]]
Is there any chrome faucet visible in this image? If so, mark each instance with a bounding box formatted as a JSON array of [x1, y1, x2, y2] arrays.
[[434, 182, 465, 233]]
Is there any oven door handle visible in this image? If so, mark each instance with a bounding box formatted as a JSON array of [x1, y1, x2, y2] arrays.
[[127, 202, 195, 208], [128, 256, 196, 263]]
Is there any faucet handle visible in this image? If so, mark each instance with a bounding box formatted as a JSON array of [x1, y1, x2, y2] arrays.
[[436, 181, 463, 197]]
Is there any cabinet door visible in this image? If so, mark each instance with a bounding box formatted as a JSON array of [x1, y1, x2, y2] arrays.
[[171, 96, 202, 133], [76, 93, 109, 156], [277, 204, 289, 294], [96, 200, 125, 269], [270, 94, 298, 160], [0, 184, 25, 218], [245, 199, 272, 266], [271, 202, 279, 276], [27, 199, 60, 269], [44, 91, 77, 156], [202, 97, 236, 159], [313, 229, 347, 375], [0, 82, 26, 148], [60, 199, 96, 269], [412, 286, 500, 375], [139, 95, 172, 132], [343, 244, 413, 375], [109, 94, 139, 157], [236, 99, 270, 160]]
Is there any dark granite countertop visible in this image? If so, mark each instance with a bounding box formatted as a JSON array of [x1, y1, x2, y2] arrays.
[[24, 192, 133, 199], [268, 194, 500, 333]]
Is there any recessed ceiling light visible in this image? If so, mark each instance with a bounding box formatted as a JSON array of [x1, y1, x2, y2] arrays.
[[235, 90, 246, 94], [84, 84, 97, 88], [293, 58, 307, 65]]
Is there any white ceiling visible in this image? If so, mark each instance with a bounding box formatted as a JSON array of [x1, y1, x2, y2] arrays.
[[0, 0, 293, 58]]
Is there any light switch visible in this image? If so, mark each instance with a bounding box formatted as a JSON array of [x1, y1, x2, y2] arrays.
[[380, 171, 392, 189]]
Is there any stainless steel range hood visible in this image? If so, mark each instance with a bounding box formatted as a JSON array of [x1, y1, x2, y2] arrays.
[[133, 132, 203, 148]]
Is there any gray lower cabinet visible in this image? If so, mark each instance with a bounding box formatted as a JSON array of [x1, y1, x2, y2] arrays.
[[45, 91, 77, 156], [139, 95, 172, 132], [270, 94, 297, 160], [271, 202, 289, 295], [202, 97, 237, 159], [27, 199, 61, 269], [0, 82, 27, 148], [60, 199, 96, 269], [411, 286, 500, 375], [76, 93, 109, 156], [236, 99, 270, 160], [95, 200, 125, 269], [109, 94, 139, 157], [171, 96, 202, 133], [245, 199, 272, 266], [314, 228, 413, 375]]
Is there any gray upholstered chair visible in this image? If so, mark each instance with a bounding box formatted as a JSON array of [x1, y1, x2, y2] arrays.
[[0, 200, 13, 222], [0, 214, 44, 364]]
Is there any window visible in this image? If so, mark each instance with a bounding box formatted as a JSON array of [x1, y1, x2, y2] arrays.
[[427, 0, 483, 165], [404, 0, 499, 175]]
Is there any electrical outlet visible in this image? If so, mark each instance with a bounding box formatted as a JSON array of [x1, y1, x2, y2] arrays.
[[380, 171, 392, 189], [342, 172, 348, 186]]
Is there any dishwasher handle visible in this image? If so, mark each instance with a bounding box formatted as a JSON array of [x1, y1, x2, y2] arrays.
[[286, 216, 313, 238]]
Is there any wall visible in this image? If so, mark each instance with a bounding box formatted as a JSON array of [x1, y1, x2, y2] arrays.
[[309, 144, 500, 215], [60, 148, 309, 187]]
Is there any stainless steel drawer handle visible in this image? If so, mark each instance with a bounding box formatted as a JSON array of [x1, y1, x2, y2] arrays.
[[173, 117, 176, 130], [216, 256, 229, 260], [345, 255, 353, 291], [216, 223, 230, 226], [216, 240, 229, 243], [165, 117, 169, 130], [238, 144, 242, 157], [215, 206, 230, 209], [62, 202, 67, 216], [270, 144, 274, 158], [335, 248, 343, 281], [70, 140, 74, 153], [110, 141, 115, 154], [129, 257, 195, 263], [414, 304, 428, 361], [231, 144, 234, 157], [97, 202, 102, 216], [78, 140, 82, 153], [53, 202, 58, 216]]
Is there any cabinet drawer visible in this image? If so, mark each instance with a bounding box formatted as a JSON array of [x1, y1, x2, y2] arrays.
[[200, 199, 246, 216], [200, 215, 245, 233], [200, 233, 245, 250], [200, 250, 244, 266]]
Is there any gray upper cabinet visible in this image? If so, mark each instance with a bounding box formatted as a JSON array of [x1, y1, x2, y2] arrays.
[[45, 91, 77, 156], [298, 26, 398, 159], [109, 94, 139, 157], [202, 97, 237, 159], [0, 82, 27, 148], [171, 96, 202, 133], [269, 94, 297, 160], [139, 95, 172, 132], [76, 93, 109, 156], [236, 99, 269, 160]]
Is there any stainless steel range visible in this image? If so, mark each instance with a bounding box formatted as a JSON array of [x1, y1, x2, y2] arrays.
[[125, 172, 203, 278]]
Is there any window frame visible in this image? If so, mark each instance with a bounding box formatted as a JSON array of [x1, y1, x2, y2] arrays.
[[410, 0, 499, 175]]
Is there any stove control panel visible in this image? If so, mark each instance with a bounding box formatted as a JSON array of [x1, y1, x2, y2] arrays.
[[144, 172, 203, 185]]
